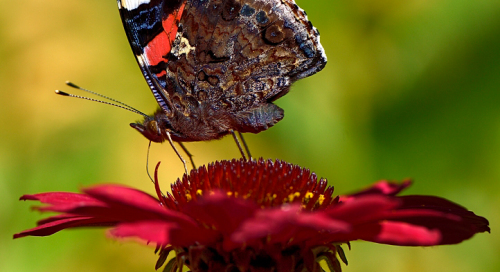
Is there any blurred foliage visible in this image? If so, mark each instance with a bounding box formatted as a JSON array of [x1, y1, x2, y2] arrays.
[[1, 0, 498, 271]]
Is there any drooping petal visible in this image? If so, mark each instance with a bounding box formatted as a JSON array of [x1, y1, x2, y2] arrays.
[[14, 184, 215, 245], [14, 215, 110, 238], [20, 192, 101, 205]]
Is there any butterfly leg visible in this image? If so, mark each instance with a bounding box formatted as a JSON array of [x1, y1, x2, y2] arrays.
[[231, 130, 248, 161], [165, 131, 189, 175], [178, 142, 196, 170], [237, 131, 252, 160]]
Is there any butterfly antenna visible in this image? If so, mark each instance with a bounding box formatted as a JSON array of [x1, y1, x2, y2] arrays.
[[55, 89, 148, 117], [56, 82, 149, 118], [65, 81, 145, 113]]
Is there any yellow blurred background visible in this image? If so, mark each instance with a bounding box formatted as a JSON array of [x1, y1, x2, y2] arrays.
[[2, 0, 499, 271]]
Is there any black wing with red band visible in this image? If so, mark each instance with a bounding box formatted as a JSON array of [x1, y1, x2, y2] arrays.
[[118, 0, 186, 114]]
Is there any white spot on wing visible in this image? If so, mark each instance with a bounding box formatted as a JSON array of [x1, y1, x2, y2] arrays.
[[121, 0, 151, 10], [171, 34, 196, 59]]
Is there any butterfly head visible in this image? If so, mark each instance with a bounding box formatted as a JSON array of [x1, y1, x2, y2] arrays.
[[130, 109, 175, 143]]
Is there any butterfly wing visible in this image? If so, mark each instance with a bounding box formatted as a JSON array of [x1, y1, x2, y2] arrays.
[[120, 0, 327, 139], [117, 0, 187, 114]]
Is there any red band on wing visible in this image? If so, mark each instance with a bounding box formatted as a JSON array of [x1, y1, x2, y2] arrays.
[[163, 2, 186, 43], [144, 32, 171, 67], [144, 2, 187, 70]]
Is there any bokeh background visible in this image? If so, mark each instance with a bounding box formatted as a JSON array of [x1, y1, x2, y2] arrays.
[[1, 0, 498, 271]]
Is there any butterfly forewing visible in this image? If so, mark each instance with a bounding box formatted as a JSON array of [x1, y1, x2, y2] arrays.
[[118, 0, 187, 114]]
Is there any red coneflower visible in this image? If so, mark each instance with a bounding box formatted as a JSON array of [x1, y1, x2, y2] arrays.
[[14, 159, 489, 272]]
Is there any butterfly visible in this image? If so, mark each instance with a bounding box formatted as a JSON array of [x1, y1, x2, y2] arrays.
[[117, 0, 326, 169]]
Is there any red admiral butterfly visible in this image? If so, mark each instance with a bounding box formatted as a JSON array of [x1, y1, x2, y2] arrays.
[[118, 0, 326, 165]]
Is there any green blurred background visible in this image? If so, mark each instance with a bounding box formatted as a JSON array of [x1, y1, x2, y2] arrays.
[[1, 0, 498, 271]]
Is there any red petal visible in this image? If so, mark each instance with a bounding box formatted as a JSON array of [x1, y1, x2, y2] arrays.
[[109, 220, 215, 246], [76, 185, 196, 224], [232, 204, 350, 247], [368, 221, 441, 246], [326, 193, 489, 246], [110, 221, 174, 244], [326, 195, 401, 224], [14, 216, 108, 238], [15, 185, 208, 244], [20, 192, 102, 205], [83, 185, 166, 213], [340, 180, 412, 203]]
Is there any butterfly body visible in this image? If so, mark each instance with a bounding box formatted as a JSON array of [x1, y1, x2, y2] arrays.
[[119, 0, 326, 143]]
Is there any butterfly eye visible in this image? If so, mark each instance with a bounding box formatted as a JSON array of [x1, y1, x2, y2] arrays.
[[147, 120, 161, 136]]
